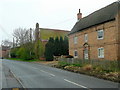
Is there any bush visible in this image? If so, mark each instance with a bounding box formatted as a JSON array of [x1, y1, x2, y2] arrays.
[[58, 61, 69, 67], [72, 63, 82, 67], [10, 48, 19, 58], [82, 64, 93, 71]]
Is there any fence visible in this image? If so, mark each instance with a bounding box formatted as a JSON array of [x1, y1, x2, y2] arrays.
[[58, 58, 119, 71]]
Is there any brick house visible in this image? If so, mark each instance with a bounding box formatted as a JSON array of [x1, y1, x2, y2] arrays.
[[69, 1, 120, 60], [0, 46, 10, 58]]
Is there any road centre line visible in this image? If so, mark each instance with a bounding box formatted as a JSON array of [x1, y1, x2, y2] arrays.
[[40, 70, 55, 77], [64, 79, 88, 89], [31, 66, 55, 77]]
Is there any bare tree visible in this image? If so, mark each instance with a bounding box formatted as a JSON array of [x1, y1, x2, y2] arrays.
[[1, 39, 13, 48], [13, 28, 33, 46]]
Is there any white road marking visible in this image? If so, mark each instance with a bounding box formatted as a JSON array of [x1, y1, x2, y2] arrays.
[[64, 79, 87, 88], [40, 70, 55, 77], [10, 70, 26, 88], [50, 74, 55, 77], [31, 66, 55, 77]]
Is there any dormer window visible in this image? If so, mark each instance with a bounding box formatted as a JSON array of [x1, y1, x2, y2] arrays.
[[97, 29, 104, 40]]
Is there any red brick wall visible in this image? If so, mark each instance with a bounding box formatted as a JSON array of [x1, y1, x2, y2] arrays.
[[69, 18, 118, 60]]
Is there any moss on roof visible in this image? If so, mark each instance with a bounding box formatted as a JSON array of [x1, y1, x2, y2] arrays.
[[39, 28, 70, 40], [69, 1, 120, 35]]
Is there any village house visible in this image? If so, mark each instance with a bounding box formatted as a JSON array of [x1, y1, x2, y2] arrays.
[[0, 46, 10, 58], [69, 1, 120, 60]]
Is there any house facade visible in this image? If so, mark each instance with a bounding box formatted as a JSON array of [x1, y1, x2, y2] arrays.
[[0, 46, 10, 58], [69, 1, 120, 60]]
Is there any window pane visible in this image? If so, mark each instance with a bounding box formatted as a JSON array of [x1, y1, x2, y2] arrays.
[[98, 48, 104, 58], [98, 49, 100, 56], [74, 36, 78, 44], [98, 30, 104, 39], [74, 51, 78, 56], [85, 34, 88, 42]]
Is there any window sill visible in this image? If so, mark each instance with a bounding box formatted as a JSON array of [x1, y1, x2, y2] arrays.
[[98, 56, 104, 58], [97, 38, 104, 40], [74, 56, 78, 58]]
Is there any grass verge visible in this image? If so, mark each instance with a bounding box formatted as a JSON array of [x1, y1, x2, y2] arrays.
[[53, 61, 120, 83], [7, 58, 39, 62]]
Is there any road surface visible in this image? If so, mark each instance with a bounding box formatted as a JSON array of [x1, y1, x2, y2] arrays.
[[1, 59, 119, 89]]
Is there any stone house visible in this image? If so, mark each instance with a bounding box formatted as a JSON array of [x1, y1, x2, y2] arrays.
[[69, 1, 120, 60]]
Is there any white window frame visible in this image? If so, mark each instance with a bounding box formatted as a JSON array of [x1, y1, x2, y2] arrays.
[[98, 47, 104, 58], [84, 34, 88, 42], [97, 29, 104, 40], [74, 36, 78, 44], [74, 50, 78, 58]]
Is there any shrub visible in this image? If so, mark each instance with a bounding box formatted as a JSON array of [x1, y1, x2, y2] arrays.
[[82, 64, 93, 71], [10, 47, 19, 58], [58, 61, 69, 67]]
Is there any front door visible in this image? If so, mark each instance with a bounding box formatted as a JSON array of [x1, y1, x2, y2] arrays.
[[84, 48, 88, 59]]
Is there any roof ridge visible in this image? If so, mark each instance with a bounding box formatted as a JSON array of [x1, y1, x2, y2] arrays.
[[69, 1, 119, 35], [78, 1, 118, 23], [39, 28, 70, 32]]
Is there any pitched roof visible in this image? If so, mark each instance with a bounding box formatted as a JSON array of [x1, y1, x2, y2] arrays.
[[69, 1, 120, 35], [39, 28, 70, 40]]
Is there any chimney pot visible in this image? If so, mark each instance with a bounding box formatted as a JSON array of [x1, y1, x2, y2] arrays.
[[79, 9, 80, 13], [77, 9, 82, 21]]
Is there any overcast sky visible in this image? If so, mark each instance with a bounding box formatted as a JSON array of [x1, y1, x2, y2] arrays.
[[0, 0, 117, 44]]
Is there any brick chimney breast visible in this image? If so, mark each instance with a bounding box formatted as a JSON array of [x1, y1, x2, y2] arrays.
[[77, 9, 82, 21], [35, 23, 40, 41]]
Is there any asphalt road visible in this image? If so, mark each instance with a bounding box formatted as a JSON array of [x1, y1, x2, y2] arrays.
[[1, 59, 119, 89]]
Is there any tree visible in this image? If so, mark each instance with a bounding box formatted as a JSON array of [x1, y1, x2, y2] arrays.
[[13, 28, 33, 46], [54, 37, 60, 56], [10, 47, 19, 58], [11, 28, 35, 60], [63, 36, 69, 55], [44, 37, 54, 61], [59, 36, 64, 55], [44, 36, 69, 61], [34, 40, 44, 59]]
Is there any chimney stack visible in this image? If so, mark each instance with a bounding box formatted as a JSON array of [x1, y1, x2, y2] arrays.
[[36, 23, 39, 29], [35, 23, 40, 41], [77, 9, 82, 21]]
